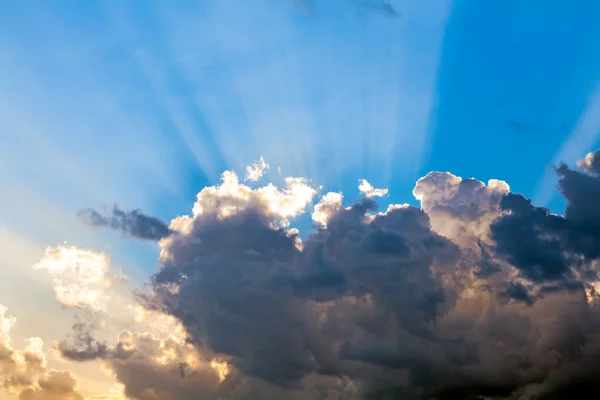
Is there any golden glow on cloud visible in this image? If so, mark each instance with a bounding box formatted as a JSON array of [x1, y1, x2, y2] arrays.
[[209, 359, 230, 382], [32, 246, 111, 311], [5, 154, 600, 400]]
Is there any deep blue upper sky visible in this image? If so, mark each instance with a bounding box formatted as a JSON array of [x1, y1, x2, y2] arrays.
[[1, 0, 600, 276]]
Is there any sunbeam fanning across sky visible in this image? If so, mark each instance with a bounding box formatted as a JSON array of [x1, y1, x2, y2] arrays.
[[100, 0, 451, 188], [3, 0, 600, 399]]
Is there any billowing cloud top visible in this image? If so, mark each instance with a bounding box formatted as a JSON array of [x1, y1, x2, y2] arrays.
[[7, 151, 600, 400]]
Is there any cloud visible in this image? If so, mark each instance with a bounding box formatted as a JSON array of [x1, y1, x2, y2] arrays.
[[350, 0, 400, 18], [125, 169, 469, 397], [0, 305, 89, 400], [291, 0, 399, 18], [166, 169, 317, 231], [490, 158, 600, 298], [19, 370, 84, 400], [78, 206, 172, 241], [19, 150, 600, 399], [245, 156, 269, 182], [61, 327, 359, 400], [577, 149, 600, 175], [533, 83, 600, 207], [57, 317, 109, 362], [358, 180, 389, 198], [413, 171, 510, 248], [140, 155, 600, 398], [0, 306, 45, 396], [312, 192, 344, 227], [32, 246, 112, 311]]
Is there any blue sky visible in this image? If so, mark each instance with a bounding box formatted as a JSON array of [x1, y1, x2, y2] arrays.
[[1, 0, 600, 398]]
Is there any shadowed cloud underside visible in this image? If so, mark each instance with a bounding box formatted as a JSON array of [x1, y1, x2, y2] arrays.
[[4, 149, 600, 399]]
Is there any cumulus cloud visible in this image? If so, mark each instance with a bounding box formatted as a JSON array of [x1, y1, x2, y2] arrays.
[[358, 180, 388, 198], [19, 370, 84, 400], [32, 246, 112, 311], [413, 171, 510, 249], [21, 149, 600, 399], [125, 174, 468, 397], [166, 169, 317, 231], [78, 206, 172, 241], [245, 156, 269, 182], [0, 305, 91, 400], [312, 192, 344, 227], [576, 149, 600, 175], [62, 327, 359, 400], [490, 160, 600, 299]]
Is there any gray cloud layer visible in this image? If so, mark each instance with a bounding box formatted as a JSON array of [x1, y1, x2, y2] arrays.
[[78, 205, 172, 241], [67, 149, 600, 399]]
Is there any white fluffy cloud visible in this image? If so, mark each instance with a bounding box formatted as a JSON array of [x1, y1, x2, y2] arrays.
[[358, 179, 388, 198], [32, 246, 112, 312], [168, 168, 317, 236], [312, 192, 344, 227], [245, 156, 269, 182]]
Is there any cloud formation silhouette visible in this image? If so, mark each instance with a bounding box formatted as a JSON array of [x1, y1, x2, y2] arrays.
[[18, 150, 600, 399]]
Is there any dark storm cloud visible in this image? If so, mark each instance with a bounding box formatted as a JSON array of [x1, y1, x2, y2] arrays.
[[60, 148, 600, 399], [491, 193, 575, 283], [556, 161, 600, 226], [491, 160, 600, 291], [138, 196, 481, 398], [78, 205, 172, 241]]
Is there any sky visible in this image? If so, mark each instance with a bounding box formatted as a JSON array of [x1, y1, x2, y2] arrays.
[[2, 0, 600, 399]]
